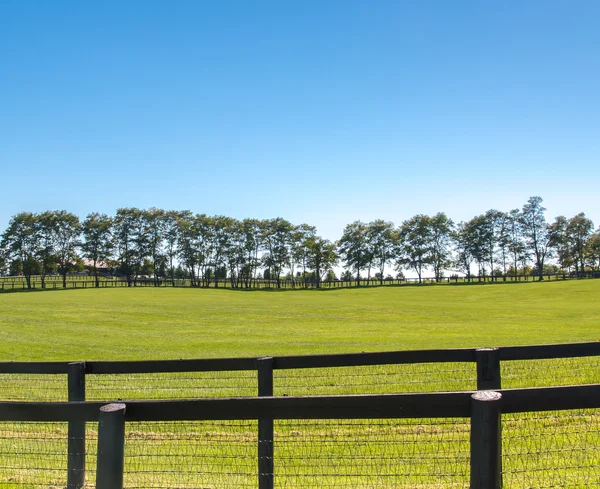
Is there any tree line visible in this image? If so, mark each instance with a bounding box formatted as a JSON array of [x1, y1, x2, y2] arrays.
[[1, 196, 599, 290]]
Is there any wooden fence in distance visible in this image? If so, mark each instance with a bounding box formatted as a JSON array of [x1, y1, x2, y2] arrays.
[[1, 270, 598, 290]]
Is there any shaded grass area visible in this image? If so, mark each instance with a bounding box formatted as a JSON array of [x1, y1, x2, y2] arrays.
[[0, 280, 599, 361]]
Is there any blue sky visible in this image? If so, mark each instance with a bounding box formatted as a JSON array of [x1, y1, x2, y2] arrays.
[[1, 0, 598, 241]]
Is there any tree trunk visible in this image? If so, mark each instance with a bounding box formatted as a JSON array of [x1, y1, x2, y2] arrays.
[[94, 259, 100, 288]]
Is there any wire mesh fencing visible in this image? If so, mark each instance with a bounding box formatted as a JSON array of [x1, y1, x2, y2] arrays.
[[118, 418, 470, 489], [0, 374, 67, 402], [501, 356, 600, 389], [0, 421, 99, 488], [502, 408, 600, 488], [273, 363, 476, 396], [86, 371, 257, 401], [123, 420, 257, 489], [273, 418, 470, 489]]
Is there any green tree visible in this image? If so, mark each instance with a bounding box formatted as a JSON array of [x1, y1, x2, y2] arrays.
[[585, 229, 600, 271], [306, 236, 337, 288], [113, 208, 147, 286], [519, 196, 555, 281], [367, 220, 397, 285], [50, 210, 81, 288], [81, 213, 114, 287], [36, 211, 57, 288], [261, 218, 293, 289], [463, 214, 494, 276], [175, 211, 199, 286], [196, 215, 216, 286], [290, 224, 316, 288], [292, 224, 317, 288], [143, 208, 167, 286], [506, 209, 527, 277], [566, 213, 594, 274], [239, 218, 262, 288], [483, 209, 505, 278], [549, 216, 573, 272], [396, 215, 431, 283], [428, 213, 454, 282], [337, 221, 369, 286], [163, 210, 183, 286], [453, 221, 474, 280], [340, 270, 354, 282], [211, 216, 237, 288], [1, 212, 40, 289], [325, 269, 337, 282]]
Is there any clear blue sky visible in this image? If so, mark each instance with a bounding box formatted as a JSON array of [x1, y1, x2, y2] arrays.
[[1, 0, 599, 241]]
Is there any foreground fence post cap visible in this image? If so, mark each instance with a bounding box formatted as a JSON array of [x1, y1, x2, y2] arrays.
[[471, 390, 502, 402], [100, 403, 126, 414]]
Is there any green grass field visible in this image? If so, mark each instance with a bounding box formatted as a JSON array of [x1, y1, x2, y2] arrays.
[[1, 279, 599, 361], [0, 280, 599, 488]]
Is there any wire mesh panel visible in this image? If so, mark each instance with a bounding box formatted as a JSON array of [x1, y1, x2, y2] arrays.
[[501, 356, 600, 389], [83, 426, 98, 489], [123, 420, 257, 488], [0, 422, 98, 489], [0, 422, 67, 488], [273, 363, 476, 396], [86, 371, 257, 401], [274, 418, 470, 488], [503, 409, 600, 488], [0, 374, 67, 402]]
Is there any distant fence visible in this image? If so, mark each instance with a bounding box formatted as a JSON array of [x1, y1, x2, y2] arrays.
[[1, 271, 599, 290], [1, 385, 599, 488]]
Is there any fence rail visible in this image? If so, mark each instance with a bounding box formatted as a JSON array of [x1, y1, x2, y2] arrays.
[[1, 340, 599, 382], [1, 384, 599, 488]]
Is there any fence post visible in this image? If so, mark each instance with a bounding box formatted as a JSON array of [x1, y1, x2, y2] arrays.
[[67, 362, 86, 489], [470, 391, 502, 489], [476, 348, 501, 390], [96, 403, 126, 489], [257, 357, 274, 489]]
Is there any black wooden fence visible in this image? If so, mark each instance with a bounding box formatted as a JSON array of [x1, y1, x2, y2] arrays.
[[1, 270, 598, 290], [1, 342, 599, 487], [2, 340, 599, 393], [1, 384, 600, 489]]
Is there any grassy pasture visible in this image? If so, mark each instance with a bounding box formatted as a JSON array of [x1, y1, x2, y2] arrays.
[[0, 279, 599, 361], [0, 281, 599, 488]]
